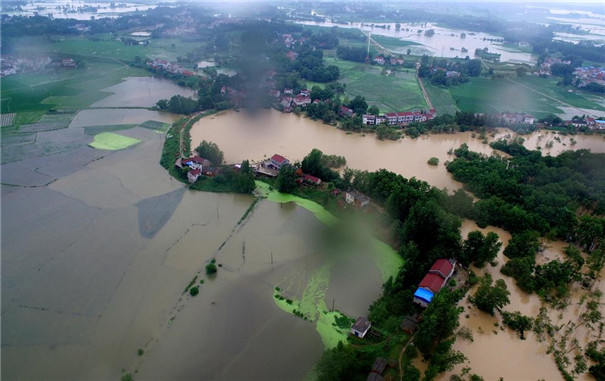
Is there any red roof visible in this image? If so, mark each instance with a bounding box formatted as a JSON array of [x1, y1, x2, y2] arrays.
[[271, 154, 287, 164], [304, 174, 321, 183], [430, 259, 454, 279], [189, 169, 202, 175], [385, 113, 397, 117], [419, 273, 446, 293], [188, 155, 207, 164]]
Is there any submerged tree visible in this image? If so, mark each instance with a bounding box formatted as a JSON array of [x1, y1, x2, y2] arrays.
[[469, 273, 510, 315]]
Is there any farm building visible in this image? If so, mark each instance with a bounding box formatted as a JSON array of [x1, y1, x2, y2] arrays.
[[413, 259, 456, 308], [351, 316, 371, 339]]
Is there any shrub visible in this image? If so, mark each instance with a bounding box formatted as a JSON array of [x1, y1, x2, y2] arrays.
[[137, 348, 144, 356], [189, 286, 199, 296], [427, 157, 439, 166]]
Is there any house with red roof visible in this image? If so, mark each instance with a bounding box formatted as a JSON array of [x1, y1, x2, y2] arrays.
[[303, 174, 322, 185], [270, 154, 290, 169], [413, 258, 457, 308], [188, 168, 202, 183]]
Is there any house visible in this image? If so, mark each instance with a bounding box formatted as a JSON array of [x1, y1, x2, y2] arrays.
[[203, 167, 220, 177], [339, 106, 353, 118], [400, 314, 420, 334], [345, 190, 370, 208], [351, 316, 371, 338], [292, 95, 311, 107], [270, 154, 290, 169], [283, 88, 294, 95], [594, 120, 605, 130], [300, 89, 310, 97], [375, 115, 386, 125], [366, 357, 389, 381], [280, 96, 292, 108], [385, 113, 398, 125], [184, 156, 211, 170], [373, 56, 385, 65], [362, 114, 376, 125], [188, 168, 202, 183], [303, 174, 322, 185], [413, 258, 457, 308]]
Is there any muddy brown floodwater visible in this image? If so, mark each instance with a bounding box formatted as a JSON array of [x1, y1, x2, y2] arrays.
[[3, 98, 604, 381], [190, 109, 605, 192]]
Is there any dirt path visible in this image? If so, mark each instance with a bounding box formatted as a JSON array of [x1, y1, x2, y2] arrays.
[[179, 111, 203, 157], [417, 73, 434, 111], [398, 333, 417, 381]]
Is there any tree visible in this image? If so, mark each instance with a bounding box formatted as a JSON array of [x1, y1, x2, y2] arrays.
[[469, 274, 510, 315], [367, 105, 380, 115], [407, 48, 411, 55], [461, 231, 502, 267], [276, 164, 298, 193], [414, 288, 464, 355], [348, 95, 368, 115], [501, 310, 533, 339], [236, 160, 256, 193], [195, 140, 224, 165], [515, 67, 527, 77]]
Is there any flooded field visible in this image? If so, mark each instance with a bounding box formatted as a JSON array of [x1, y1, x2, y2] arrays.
[[298, 21, 535, 63], [191, 109, 605, 192], [91, 77, 196, 108], [3, 78, 603, 380]]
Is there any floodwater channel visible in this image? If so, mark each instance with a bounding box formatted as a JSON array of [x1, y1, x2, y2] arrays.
[[190, 109, 605, 192]]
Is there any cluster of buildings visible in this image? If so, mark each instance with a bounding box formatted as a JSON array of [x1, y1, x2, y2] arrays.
[[413, 259, 457, 308], [492, 112, 535, 125], [147, 59, 195, 77], [0, 56, 53, 77], [574, 66, 605, 88], [537, 56, 572, 77], [273, 88, 314, 112], [281, 33, 308, 48], [354, 109, 437, 126], [174, 155, 220, 183], [372, 56, 405, 66], [567, 116, 605, 130]]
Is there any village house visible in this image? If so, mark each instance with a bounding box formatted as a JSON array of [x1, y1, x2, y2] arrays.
[[303, 174, 322, 185], [362, 114, 376, 125], [345, 190, 370, 208], [184, 156, 211, 170], [339, 106, 354, 118], [292, 94, 311, 107], [187, 168, 202, 183], [413, 259, 457, 308], [351, 316, 371, 338], [269, 154, 290, 169], [373, 56, 385, 65]]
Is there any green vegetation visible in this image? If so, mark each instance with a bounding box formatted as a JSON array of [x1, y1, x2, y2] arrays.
[[194, 140, 223, 164], [449, 76, 605, 118], [501, 311, 533, 339], [460, 230, 501, 268], [325, 57, 426, 112], [189, 286, 199, 296], [137, 348, 144, 356], [427, 157, 439, 166], [205, 259, 217, 275], [88, 132, 140, 150], [424, 84, 459, 115], [468, 274, 510, 316], [183, 275, 198, 294]]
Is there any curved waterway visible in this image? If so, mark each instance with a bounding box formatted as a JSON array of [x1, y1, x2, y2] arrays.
[[191, 109, 605, 192]]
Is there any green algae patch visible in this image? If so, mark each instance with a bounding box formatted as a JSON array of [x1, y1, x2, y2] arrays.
[[89, 132, 140, 150], [371, 239, 404, 282], [273, 262, 349, 350], [255, 181, 337, 226]]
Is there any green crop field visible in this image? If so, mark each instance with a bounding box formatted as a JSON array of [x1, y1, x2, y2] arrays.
[[424, 84, 460, 116], [326, 57, 426, 113], [450, 76, 605, 118]]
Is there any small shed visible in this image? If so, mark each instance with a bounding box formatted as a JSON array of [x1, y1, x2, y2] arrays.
[[400, 315, 420, 334], [351, 316, 371, 338]]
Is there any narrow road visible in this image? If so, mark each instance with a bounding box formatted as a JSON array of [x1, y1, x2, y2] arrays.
[[399, 333, 417, 381], [416, 72, 434, 111], [506, 78, 599, 118], [178, 111, 204, 157]]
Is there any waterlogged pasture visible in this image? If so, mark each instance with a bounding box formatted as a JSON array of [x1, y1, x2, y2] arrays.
[[325, 56, 427, 113]]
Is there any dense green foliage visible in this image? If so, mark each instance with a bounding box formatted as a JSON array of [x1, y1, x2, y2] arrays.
[[301, 149, 339, 182], [276, 164, 298, 193], [195, 140, 224, 165], [501, 311, 533, 339], [448, 141, 605, 239], [460, 231, 501, 267], [468, 274, 510, 315], [205, 259, 217, 275], [414, 288, 465, 354]]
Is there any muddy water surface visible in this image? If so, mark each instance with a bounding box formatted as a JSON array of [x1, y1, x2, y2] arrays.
[[91, 76, 196, 108]]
